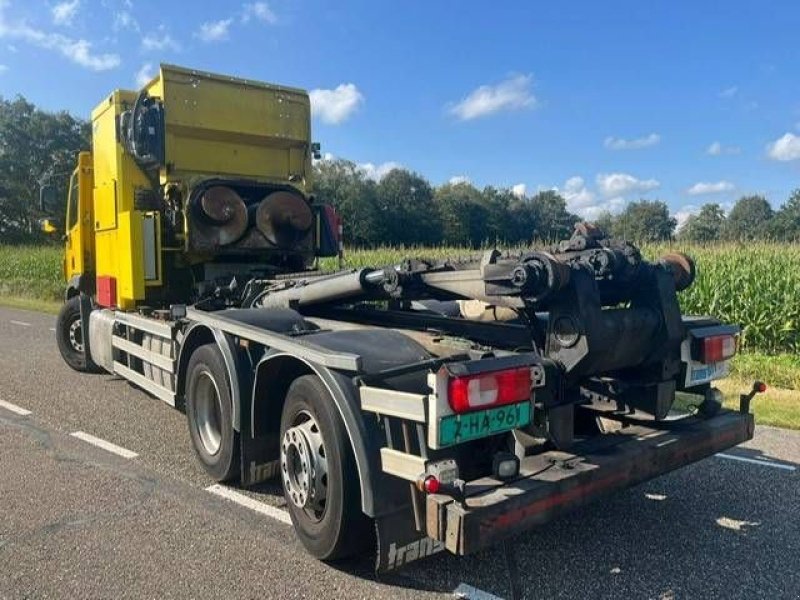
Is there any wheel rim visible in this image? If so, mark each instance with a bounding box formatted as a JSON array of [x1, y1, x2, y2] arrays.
[[281, 410, 328, 521], [68, 318, 83, 353], [193, 370, 223, 456]]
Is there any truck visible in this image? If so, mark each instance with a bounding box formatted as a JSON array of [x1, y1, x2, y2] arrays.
[[41, 63, 761, 573]]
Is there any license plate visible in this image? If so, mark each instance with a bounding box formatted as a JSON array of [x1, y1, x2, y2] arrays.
[[685, 360, 729, 387], [438, 402, 531, 447]]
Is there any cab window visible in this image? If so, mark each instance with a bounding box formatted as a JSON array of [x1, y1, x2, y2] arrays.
[[66, 172, 79, 230]]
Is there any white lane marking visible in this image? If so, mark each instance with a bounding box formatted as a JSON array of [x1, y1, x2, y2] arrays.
[[0, 399, 32, 416], [70, 431, 139, 459], [205, 484, 292, 526], [716, 452, 796, 472], [9, 320, 31, 327], [49, 327, 56, 332], [453, 583, 505, 600]]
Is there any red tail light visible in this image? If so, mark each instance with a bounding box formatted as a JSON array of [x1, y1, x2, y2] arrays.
[[448, 367, 532, 414], [700, 335, 737, 363]]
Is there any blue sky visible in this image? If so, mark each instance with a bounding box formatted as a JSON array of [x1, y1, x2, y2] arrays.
[[1, 0, 800, 224]]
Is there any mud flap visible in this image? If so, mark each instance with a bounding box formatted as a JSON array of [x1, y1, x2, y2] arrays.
[[375, 506, 445, 573]]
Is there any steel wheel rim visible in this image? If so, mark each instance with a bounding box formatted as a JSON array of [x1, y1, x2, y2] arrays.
[[194, 369, 223, 456], [68, 318, 83, 353], [281, 409, 328, 521]]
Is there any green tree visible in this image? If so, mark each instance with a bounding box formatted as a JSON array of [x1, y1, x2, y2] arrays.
[[767, 189, 800, 241], [312, 159, 381, 246], [722, 195, 773, 240], [0, 95, 89, 243], [529, 190, 579, 241], [612, 200, 676, 241], [434, 182, 488, 247], [593, 211, 615, 235], [375, 169, 441, 245], [679, 203, 726, 242]]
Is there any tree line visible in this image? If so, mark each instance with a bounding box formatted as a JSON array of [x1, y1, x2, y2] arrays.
[[1, 94, 799, 247]]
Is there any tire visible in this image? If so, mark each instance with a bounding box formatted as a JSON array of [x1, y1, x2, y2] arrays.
[[280, 375, 373, 561], [55, 296, 100, 373], [185, 343, 240, 482]]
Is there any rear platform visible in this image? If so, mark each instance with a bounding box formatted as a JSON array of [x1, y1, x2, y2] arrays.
[[426, 409, 754, 555]]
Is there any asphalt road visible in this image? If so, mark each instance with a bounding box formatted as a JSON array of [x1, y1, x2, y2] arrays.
[[1, 305, 799, 599]]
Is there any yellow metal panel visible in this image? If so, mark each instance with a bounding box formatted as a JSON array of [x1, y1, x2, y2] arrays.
[[152, 64, 311, 185], [116, 211, 144, 309], [94, 180, 117, 231]]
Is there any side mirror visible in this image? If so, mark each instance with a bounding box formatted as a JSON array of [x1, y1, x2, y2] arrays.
[[39, 184, 59, 213], [39, 218, 58, 235], [311, 142, 322, 160]]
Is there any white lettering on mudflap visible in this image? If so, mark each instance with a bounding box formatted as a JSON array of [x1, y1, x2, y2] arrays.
[[386, 538, 445, 570]]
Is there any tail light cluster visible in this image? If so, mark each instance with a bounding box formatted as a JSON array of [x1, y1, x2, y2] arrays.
[[447, 367, 532, 414], [696, 334, 737, 364]]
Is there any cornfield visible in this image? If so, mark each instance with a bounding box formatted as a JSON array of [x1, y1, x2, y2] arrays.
[[2, 242, 800, 354]]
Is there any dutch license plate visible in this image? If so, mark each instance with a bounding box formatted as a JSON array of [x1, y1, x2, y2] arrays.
[[438, 402, 531, 447], [686, 360, 729, 387]]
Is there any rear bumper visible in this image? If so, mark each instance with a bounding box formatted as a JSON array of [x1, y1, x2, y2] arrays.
[[425, 409, 754, 555]]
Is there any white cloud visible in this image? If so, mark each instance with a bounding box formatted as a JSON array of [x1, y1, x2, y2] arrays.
[[242, 2, 277, 24], [511, 183, 527, 198], [596, 173, 660, 197], [0, 64, 7, 73], [556, 175, 628, 220], [195, 18, 232, 42], [135, 62, 154, 87], [562, 176, 594, 209], [719, 86, 738, 99], [766, 132, 800, 161], [142, 25, 179, 52], [686, 181, 735, 195], [358, 161, 402, 181], [51, 0, 79, 26], [0, 4, 120, 71], [604, 133, 660, 150], [113, 10, 139, 32], [674, 205, 700, 230], [448, 74, 536, 121], [706, 141, 741, 156], [309, 83, 364, 125], [449, 175, 471, 185]]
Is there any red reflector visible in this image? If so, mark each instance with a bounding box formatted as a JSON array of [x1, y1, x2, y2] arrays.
[[96, 276, 117, 308], [755, 381, 767, 393], [701, 335, 737, 363], [422, 475, 440, 494], [448, 367, 532, 413]]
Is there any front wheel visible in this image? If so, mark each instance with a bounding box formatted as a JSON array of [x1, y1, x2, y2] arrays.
[[280, 375, 373, 560], [55, 296, 99, 372]]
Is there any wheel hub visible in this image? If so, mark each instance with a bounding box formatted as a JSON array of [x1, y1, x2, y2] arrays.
[[281, 411, 328, 516], [193, 370, 223, 456], [68, 319, 83, 353]]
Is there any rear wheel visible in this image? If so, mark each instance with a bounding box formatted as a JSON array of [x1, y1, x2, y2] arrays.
[[55, 296, 99, 372], [186, 343, 239, 481], [280, 375, 372, 560]]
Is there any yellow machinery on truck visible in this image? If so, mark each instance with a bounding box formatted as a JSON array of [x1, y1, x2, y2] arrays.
[[58, 63, 326, 315], [45, 64, 761, 575]]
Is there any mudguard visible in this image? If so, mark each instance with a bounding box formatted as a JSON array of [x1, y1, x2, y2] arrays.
[[246, 327, 432, 519]]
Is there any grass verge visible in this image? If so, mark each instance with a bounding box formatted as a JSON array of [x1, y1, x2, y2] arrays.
[[716, 377, 800, 430], [0, 295, 61, 314]]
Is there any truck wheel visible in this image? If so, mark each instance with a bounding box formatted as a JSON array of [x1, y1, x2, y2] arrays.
[[55, 296, 99, 373], [280, 375, 373, 560], [186, 343, 239, 482]]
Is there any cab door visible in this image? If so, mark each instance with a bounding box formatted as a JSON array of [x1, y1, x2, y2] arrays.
[[64, 152, 94, 281]]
